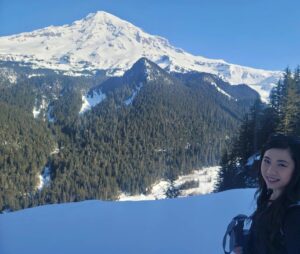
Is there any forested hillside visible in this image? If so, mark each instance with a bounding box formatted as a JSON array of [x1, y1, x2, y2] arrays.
[[0, 102, 54, 210], [0, 58, 258, 211]]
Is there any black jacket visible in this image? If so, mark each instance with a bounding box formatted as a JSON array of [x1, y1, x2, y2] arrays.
[[283, 207, 300, 254], [246, 206, 300, 254]]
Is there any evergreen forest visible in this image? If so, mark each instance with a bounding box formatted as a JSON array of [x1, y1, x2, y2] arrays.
[[0, 58, 258, 212], [216, 67, 300, 191]]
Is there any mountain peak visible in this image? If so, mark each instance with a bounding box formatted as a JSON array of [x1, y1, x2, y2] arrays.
[[71, 10, 135, 38], [124, 57, 173, 84], [80, 11, 126, 26], [87, 11, 115, 18], [0, 11, 282, 100], [132, 57, 158, 70]]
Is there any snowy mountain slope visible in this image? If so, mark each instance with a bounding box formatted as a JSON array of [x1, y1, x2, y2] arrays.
[[0, 189, 256, 254], [0, 11, 282, 100], [80, 57, 259, 114], [79, 90, 107, 114], [0, 67, 18, 85], [78, 57, 176, 113]]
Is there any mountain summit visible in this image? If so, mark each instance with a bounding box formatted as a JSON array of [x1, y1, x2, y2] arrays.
[[0, 11, 281, 100], [123, 57, 173, 84]]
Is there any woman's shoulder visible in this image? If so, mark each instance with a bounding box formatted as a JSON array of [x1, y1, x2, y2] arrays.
[[283, 203, 300, 253], [287, 202, 300, 214], [286, 202, 300, 218], [288, 201, 300, 209], [284, 203, 300, 232]]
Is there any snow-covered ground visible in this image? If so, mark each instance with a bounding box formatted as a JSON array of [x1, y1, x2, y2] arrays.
[[0, 67, 17, 84], [124, 83, 143, 106], [79, 90, 107, 114], [32, 96, 48, 119], [210, 81, 235, 100], [119, 166, 220, 201], [0, 188, 256, 254], [37, 166, 51, 191]]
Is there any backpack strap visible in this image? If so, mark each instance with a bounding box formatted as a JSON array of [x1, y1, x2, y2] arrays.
[[223, 218, 237, 254], [223, 214, 248, 254], [288, 201, 300, 209]]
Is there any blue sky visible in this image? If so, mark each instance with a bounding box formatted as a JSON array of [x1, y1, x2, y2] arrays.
[[0, 0, 299, 70]]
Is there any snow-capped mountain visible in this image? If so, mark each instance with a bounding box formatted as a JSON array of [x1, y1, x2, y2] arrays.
[[0, 11, 282, 100]]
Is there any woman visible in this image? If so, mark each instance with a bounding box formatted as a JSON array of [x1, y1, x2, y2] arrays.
[[243, 134, 300, 254]]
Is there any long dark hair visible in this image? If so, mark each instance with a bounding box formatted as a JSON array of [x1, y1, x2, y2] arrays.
[[252, 133, 300, 251]]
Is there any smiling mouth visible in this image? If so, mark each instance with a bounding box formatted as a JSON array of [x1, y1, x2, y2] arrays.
[[266, 176, 280, 183]]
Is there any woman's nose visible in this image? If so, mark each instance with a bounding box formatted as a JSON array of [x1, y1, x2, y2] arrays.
[[266, 164, 276, 174]]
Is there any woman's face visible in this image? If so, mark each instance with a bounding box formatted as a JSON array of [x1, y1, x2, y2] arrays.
[[261, 148, 295, 197]]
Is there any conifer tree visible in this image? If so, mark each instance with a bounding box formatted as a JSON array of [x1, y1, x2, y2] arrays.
[[215, 66, 300, 192], [272, 68, 300, 135]]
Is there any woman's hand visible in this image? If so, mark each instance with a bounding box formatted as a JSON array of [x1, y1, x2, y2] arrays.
[[233, 246, 243, 254]]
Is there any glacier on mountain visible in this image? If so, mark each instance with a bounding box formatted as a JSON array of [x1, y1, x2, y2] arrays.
[[0, 11, 282, 101]]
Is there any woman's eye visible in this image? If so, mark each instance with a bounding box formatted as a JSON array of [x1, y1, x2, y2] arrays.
[[263, 159, 270, 164], [278, 163, 287, 168]]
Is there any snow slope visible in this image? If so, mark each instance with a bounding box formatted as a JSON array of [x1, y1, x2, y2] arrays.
[[0, 189, 256, 254], [79, 90, 107, 114], [119, 166, 220, 201], [0, 11, 282, 100]]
